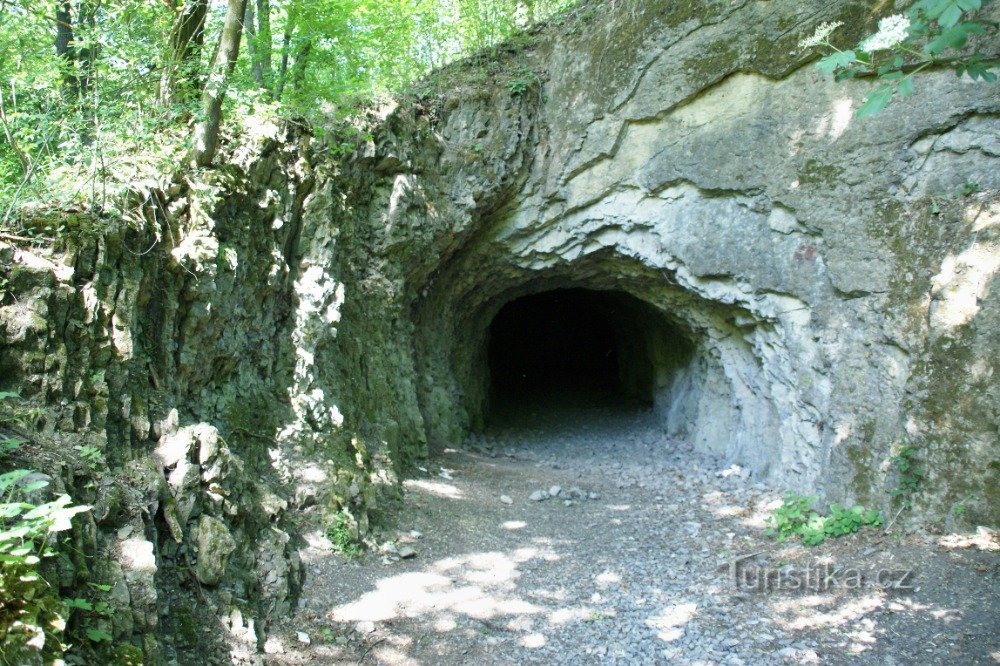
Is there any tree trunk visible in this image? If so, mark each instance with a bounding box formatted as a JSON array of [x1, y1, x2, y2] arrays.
[[274, 17, 295, 100], [291, 39, 311, 93], [245, 0, 265, 88], [159, 0, 208, 107], [256, 0, 273, 91], [55, 2, 78, 97], [190, 0, 247, 167], [76, 2, 98, 98], [246, 0, 274, 94]]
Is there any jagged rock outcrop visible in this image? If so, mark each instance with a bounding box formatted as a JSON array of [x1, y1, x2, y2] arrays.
[[1, 0, 998, 661]]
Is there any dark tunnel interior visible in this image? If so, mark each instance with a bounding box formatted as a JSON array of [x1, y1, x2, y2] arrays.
[[486, 288, 661, 422]]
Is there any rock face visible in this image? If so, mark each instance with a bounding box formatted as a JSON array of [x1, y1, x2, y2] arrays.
[[1, 0, 998, 660]]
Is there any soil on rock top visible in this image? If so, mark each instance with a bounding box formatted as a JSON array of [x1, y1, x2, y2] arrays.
[[267, 406, 1000, 665]]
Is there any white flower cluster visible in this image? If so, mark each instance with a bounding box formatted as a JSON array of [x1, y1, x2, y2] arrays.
[[798, 21, 844, 50], [860, 14, 911, 52]]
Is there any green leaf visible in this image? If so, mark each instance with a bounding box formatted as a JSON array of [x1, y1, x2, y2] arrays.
[[964, 60, 998, 81], [0, 525, 32, 541], [956, 0, 982, 11], [815, 50, 857, 75], [86, 628, 113, 643], [48, 505, 90, 532], [856, 85, 894, 117], [0, 502, 32, 519], [898, 78, 916, 97], [0, 470, 32, 493], [65, 598, 93, 611], [20, 479, 49, 493], [925, 22, 985, 55], [940, 3, 963, 27]]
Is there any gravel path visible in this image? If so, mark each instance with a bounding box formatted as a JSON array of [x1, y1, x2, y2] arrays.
[[265, 405, 1000, 665]]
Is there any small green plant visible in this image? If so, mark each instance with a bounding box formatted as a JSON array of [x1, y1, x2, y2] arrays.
[[584, 611, 612, 622], [959, 179, 981, 196], [0, 391, 43, 432], [0, 436, 19, 457], [73, 445, 105, 471], [767, 493, 882, 546], [507, 67, 539, 96], [0, 470, 90, 662], [799, 0, 998, 117], [890, 445, 925, 507], [65, 588, 114, 646], [325, 511, 361, 560]]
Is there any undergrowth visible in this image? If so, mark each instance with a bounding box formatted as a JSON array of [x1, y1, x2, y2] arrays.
[[325, 510, 362, 560], [0, 392, 125, 663], [767, 493, 883, 546]]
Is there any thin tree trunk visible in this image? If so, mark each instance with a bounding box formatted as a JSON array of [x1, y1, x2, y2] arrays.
[[76, 2, 98, 98], [190, 0, 247, 167], [291, 39, 310, 92], [256, 0, 273, 90], [159, 0, 208, 107], [0, 92, 29, 176], [55, 2, 78, 97], [245, 0, 265, 88], [274, 18, 295, 100]]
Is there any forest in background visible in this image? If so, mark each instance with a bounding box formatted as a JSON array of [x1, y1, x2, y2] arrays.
[[0, 0, 578, 228]]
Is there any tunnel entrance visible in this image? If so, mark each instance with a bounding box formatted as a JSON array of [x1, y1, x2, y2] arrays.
[[485, 288, 683, 424]]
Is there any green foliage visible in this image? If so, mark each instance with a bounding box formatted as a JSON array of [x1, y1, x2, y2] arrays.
[[325, 510, 361, 560], [767, 493, 883, 546], [507, 67, 539, 96], [0, 391, 42, 432], [799, 0, 998, 116], [73, 445, 104, 471], [0, 0, 580, 228], [890, 445, 926, 507], [0, 391, 94, 662], [0, 473, 90, 661], [959, 179, 981, 196]]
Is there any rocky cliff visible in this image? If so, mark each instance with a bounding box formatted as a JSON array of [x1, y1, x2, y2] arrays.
[[1, 0, 998, 661]]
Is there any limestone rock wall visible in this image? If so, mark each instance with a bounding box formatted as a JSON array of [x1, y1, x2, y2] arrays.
[[1, 0, 999, 660], [395, 0, 1000, 525]]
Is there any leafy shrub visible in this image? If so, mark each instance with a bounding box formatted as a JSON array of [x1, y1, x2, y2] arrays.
[[325, 510, 361, 560], [0, 470, 90, 662], [800, 0, 997, 116], [891, 445, 925, 507], [1, 392, 91, 662], [767, 493, 882, 546]]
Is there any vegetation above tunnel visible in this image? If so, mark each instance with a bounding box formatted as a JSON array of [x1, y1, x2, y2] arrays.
[[0, 0, 582, 224]]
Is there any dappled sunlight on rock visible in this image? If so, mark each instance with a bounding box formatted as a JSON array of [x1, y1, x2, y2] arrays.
[[702, 489, 750, 518], [595, 570, 622, 587], [929, 241, 1000, 331], [938, 526, 999, 551], [329, 548, 550, 630], [403, 478, 466, 499], [548, 607, 593, 625], [646, 602, 697, 642], [814, 97, 854, 142], [775, 593, 884, 631]]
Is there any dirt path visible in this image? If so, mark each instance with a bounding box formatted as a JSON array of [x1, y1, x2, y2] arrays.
[[264, 407, 1000, 665]]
